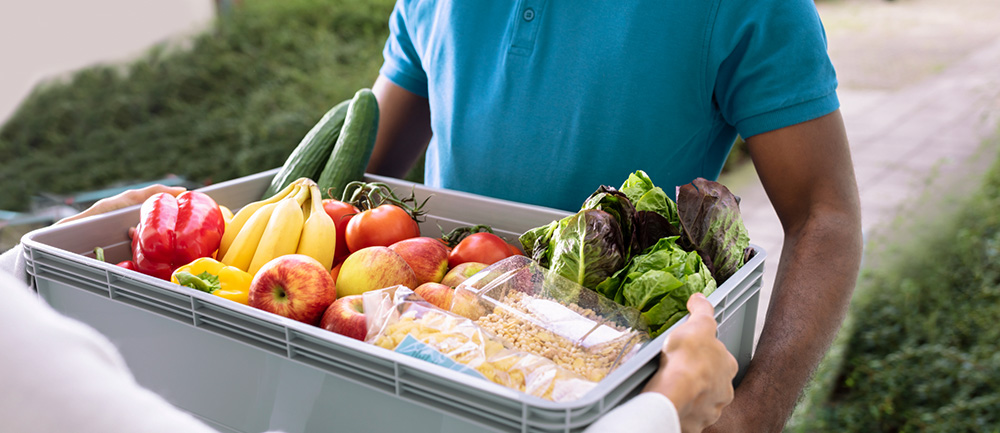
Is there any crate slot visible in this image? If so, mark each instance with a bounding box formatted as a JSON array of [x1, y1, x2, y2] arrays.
[[113, 289, 195, 322], [195, 302, 286, 341], [33, 252, 107, 283], [396, 380, 524, 432], [287, 348, 397, 394], [34, 269, 110, 298], [111, 275, 191, 302], [33, 259, 110, 297], [398, 366, 527, 427], [288, 332, 396, 379], [195, 316, 288, 357], [721, 271, 763, 324]]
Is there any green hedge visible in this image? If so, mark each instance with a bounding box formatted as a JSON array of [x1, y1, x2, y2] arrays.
[[791, 141, 1000, 431], [0, 0, 394, 212]]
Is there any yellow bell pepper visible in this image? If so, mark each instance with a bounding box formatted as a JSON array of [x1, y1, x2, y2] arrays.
[[171, 257, 252, 305]]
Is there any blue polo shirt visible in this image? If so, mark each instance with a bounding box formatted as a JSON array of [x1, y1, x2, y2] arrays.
[[381, 0, 839, 211]]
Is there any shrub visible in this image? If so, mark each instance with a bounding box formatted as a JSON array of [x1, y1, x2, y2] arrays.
[[0, 0, 394, 211], [792, 143, 1000, 431]]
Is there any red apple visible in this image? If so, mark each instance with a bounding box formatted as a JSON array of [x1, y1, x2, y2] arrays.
[[450, 286, 487, 320], [337, 246, 419, 297], [249, 254, 337, 325], [440, 261, 487, 287], [320, 295, 367, 341], [414, 282, 454, 310], [389, 237, 450, 285]]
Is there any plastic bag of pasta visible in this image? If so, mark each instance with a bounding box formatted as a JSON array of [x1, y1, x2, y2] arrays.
[[364, 286, 598, 402], [450, 256, 649, 382]]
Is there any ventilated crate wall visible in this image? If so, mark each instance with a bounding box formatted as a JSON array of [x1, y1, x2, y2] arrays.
[[23, 169, 764, 433]]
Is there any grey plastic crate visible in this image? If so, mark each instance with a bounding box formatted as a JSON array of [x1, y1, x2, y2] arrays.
[[21, 169, 765, 433]]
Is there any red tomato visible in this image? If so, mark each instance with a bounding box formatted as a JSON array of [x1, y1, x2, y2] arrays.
[[330, 262, 343, 285], [322, 199, 360, 262], [448, 232, 513, 268], [345, 204, 420, 252], [507, 242, 524, 256]]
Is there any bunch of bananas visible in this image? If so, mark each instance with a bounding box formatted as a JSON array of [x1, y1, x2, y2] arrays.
[[218, 178, 336, 275]]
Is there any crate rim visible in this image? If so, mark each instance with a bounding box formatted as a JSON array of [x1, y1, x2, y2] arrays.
[[20, 170, 766, 429]]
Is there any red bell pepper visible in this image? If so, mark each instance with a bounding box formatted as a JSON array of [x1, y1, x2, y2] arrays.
[[131, 191, 225, 280]]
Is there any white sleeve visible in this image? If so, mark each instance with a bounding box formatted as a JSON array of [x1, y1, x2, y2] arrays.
[[0, 244, 27, 284], [0, 270, 222, 433], [583, 392, 681, 433]]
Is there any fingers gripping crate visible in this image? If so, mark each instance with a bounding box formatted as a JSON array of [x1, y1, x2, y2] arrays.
[[21, 169, 765, 433]]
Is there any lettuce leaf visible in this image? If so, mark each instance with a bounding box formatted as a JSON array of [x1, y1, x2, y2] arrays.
[[676, 178, 752, 284], [582, 186, 637, 257], [519, 220, 559, 268], [522, 209, 626, 291], [598, 236, 716, 337], [620, 170, 679, 228]]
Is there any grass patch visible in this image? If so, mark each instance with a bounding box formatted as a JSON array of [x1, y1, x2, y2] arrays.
[[0, 0, 395, 212], [788, 133, 1000, 432]]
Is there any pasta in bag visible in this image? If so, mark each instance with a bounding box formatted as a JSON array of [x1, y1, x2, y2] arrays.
[[364, 286, 598, 402], [451, 256, 649, 382]]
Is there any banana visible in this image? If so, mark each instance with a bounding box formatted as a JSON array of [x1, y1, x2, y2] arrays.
[[246, 184, 310, 275], [219, 180, 299, 258], [296, 182, 337, 270], [221, 202, 279, 271]]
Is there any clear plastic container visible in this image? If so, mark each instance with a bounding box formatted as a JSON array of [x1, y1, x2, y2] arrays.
[[365, 286, 599, 402], [452, 256, 649, 382]]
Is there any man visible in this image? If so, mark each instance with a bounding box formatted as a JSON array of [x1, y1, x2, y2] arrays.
[[366, 0, 864, 431]]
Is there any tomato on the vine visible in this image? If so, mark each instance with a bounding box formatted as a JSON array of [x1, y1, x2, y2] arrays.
[[322, 199, 360, 262], [345, 204, 420, 252], [448, 232, 513, 268], [507, 242, 525, 257]]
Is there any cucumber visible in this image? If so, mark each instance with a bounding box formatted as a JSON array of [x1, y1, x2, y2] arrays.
[[317, 88, 380, 200], [263, 99, 350, 199]]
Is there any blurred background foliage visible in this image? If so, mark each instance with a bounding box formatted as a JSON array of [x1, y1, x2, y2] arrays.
[[0, 0, 394, 212], [789, 132, 1000, 432]]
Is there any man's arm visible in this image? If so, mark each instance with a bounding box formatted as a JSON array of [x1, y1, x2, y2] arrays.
[[706, 109, 863, 432], [366, 75, 433, 178]]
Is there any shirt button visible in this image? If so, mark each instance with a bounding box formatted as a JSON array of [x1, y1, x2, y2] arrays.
[[522, 8, 535, 21]]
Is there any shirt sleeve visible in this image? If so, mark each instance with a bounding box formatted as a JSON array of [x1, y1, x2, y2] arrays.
[[710, 0, 840, 138], [379, 0, 429, 98], [0, 270, 226, 433], [0, 244, 27, 286], [583, 392, 681, 433]]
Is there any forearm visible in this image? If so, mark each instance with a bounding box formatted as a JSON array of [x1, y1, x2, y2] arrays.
[[735, 207, 862, 431], [366, 75, 432, 178]]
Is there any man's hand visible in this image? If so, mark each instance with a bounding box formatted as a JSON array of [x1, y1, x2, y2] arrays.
[[56, 185, 186, 225], [643, 293, 738, 433]]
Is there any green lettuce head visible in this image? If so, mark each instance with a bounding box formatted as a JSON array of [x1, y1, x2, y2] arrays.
[[597, 236, 716, 337], [520, 209, 626, 291], [676, 178, 752, 284], [620, 170, 679, 228]]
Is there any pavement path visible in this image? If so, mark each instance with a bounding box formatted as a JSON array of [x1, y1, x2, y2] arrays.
[[723, 0, 1000, 343]]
